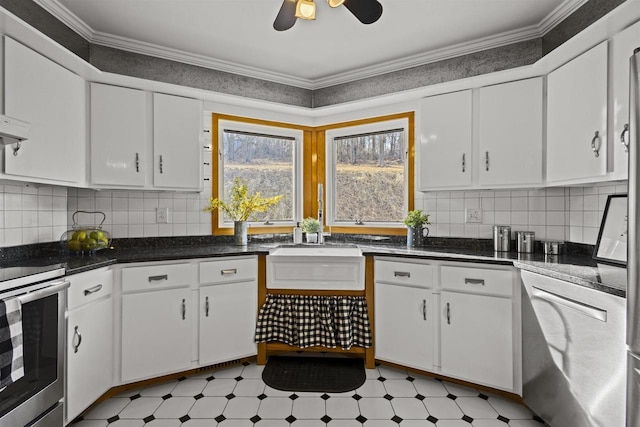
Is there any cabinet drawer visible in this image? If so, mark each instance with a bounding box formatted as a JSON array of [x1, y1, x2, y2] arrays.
[[200, 257, 257, 285], [122, 263, 191, 293], [67, 268, 113, 310], [441, 266, 512, 297], [375, 259, 434, 288]]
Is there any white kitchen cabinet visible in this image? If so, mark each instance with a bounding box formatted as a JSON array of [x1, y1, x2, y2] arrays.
[[374, 259, 435, 371], [375, 283, 434, 371], [65, 268, 113, 424], [3, 37, 85, 185], [547, 41, 608, 184], [153, 93, 202, 190], [199, 282, 257, 365], [198, 257, 257, 365], [440, 266, 514, 390], [90, 83, 147, 187], [120, 263, 193, 382], [478, 78, 543, 187], [608, 20, 640, 180], [418, 90, 473, 190]]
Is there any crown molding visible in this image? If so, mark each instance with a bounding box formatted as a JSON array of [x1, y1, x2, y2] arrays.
[[35, 0, 590, 90]]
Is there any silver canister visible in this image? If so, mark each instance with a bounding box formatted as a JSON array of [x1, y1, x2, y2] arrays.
[[493, 225, 511, 252], [543, 241, 565, 255], [516, 231, 535, 253]]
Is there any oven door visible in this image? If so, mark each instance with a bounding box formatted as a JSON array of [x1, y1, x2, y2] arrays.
[[0, 280, 69, 427]]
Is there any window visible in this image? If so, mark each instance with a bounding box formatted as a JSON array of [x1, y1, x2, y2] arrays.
[[325, 117, 410, 227], [214, 117, 303, 230]]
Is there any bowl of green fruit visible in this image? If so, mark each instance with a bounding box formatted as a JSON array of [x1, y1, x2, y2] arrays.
[[61, 211, 111, 254]]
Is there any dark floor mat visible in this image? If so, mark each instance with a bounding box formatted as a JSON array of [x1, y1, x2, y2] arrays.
[[262, 356, 366, 393]]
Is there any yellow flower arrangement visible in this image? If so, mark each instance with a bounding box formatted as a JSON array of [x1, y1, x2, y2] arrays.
[[204, 177, 283, 221]]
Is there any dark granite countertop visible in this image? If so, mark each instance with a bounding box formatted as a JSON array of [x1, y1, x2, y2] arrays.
[[0, 236, 627, 298]]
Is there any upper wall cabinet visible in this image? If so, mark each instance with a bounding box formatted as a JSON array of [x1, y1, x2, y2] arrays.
[[608, 20, 640, 181], [418, 90, 473, 190], [153, 93, 202, 190], [478, 78, 543, 187], [547, 41, 608, 184], [90, 83, 147, 187], [3, 37, 86, 185]]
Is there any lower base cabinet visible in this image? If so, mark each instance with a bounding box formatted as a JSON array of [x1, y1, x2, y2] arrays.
[[375, 283, 434, 371], [121, 288, 192, 382], [440, 291, 513, 390]]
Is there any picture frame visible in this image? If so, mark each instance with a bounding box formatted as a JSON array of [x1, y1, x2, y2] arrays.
[[593, 194, 628, 266]]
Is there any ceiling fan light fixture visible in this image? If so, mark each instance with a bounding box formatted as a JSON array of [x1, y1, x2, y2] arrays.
[[295, 0, 316, 20], [327, 0, 345, 7]]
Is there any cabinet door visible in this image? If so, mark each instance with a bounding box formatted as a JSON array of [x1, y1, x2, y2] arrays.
[[609, 21, 640, 180], [4, 37, 85, 184], [66, 297, 113, 422], [121, 288, 192, 382], [478, 78, 543, 186], [90, 83, 147, 186], [418, 90, 472, 189], [375, 283, 433, 371], [547, 41, 608, 183], [441, 291, 513, 390], [153, 93, 202, 190], [199, 281, 257, 365]]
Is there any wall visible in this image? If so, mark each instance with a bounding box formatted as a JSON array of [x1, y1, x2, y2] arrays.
[[0, 182, 67, 247], [415, 180, 628, 245]]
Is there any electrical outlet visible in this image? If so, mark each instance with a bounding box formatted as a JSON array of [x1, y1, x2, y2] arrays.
[[465, 208, 482, 223], [156, 207, 170, 224]]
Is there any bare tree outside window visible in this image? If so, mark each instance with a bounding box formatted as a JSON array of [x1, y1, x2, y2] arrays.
[[222, 130, 294, 223], [333, 129, 405, 223]]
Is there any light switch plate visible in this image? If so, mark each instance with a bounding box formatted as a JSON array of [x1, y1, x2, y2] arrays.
[[156, 207, 170, 223], [465, 208, 482, 223]]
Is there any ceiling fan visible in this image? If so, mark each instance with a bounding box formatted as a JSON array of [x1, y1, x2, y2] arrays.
[[273, 0, 383, 31]]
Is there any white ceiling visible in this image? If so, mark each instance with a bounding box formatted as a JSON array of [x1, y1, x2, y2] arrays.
[[36, 0, 587, 89]]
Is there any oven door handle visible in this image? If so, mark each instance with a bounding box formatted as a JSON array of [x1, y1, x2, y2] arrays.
[[17, 280, 70, 305]]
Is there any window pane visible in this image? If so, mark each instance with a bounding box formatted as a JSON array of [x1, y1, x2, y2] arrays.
[[334, 129, 405, 223], [222, 131, 294, 223]]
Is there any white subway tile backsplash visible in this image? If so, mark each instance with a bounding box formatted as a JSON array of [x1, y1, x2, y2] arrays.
[[494, 211, 510, 224], [511, 197, 528, 211], [546, 196, 565, 211], [545, 211, 565, 226], [494, 197, 511, 211], [528, 197, 545, 211], [583, 195, 599, 211], [583, 211, 600, 228]]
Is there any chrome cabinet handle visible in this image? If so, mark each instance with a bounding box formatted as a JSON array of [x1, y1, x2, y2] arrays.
[[221, 269, 237, 276], [205, 296, 210, 317], [621, 124, 630, 152], [72, 326, 82, 353], [181, 299, 186, 320], [159, 155, 164, 174], [394, 271, 410, 278], [485, 151, 490, 171], [462, 153, 466, 173], [446, 302, 451, 325], [464, 278, 485, 286], [148, 275, 168, 282], [591, 131, 601, 157], [135, 152, 140, 172], [422, 299, 427, 321], [83, 284, 103, 296], [531, 286, 607, 322]]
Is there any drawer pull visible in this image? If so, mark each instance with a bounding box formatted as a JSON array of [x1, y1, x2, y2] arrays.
[[181, 299, 186, 320], [148, 275, 168, 282], [205, 296, 210, 317], [446, 302, 451, 325], [221, 269, 237, 276], [83, 284, 103, 296], [422, 299, 427, 321], [464, 278, 485, 286], [394, 271, 410, 278], [72, 326, 82, 353]]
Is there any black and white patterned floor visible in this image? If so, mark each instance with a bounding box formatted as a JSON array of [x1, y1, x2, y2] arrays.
[[72, 359, 546, 427]]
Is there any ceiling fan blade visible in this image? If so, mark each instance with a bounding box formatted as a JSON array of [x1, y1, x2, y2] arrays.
[[343, 0, 383, 25], [273, 0, 297, 31]]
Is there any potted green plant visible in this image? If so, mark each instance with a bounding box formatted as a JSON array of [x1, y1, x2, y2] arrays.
[[301, 217, 321, 243], [204, 177, 283, 245], [403, 209, 430, 248]]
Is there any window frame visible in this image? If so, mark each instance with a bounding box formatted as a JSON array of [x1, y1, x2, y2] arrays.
[[212, 114, 304, 235], [325, 117, 410, 229]]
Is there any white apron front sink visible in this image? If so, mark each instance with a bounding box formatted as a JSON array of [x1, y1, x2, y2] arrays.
[[266, 245, 365, 290]]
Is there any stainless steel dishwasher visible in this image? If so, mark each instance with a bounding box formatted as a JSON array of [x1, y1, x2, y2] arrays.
[[521, 270, 626, 427]]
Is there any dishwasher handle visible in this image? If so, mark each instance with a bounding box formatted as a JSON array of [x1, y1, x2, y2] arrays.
[[531, 286, 607, 322]]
